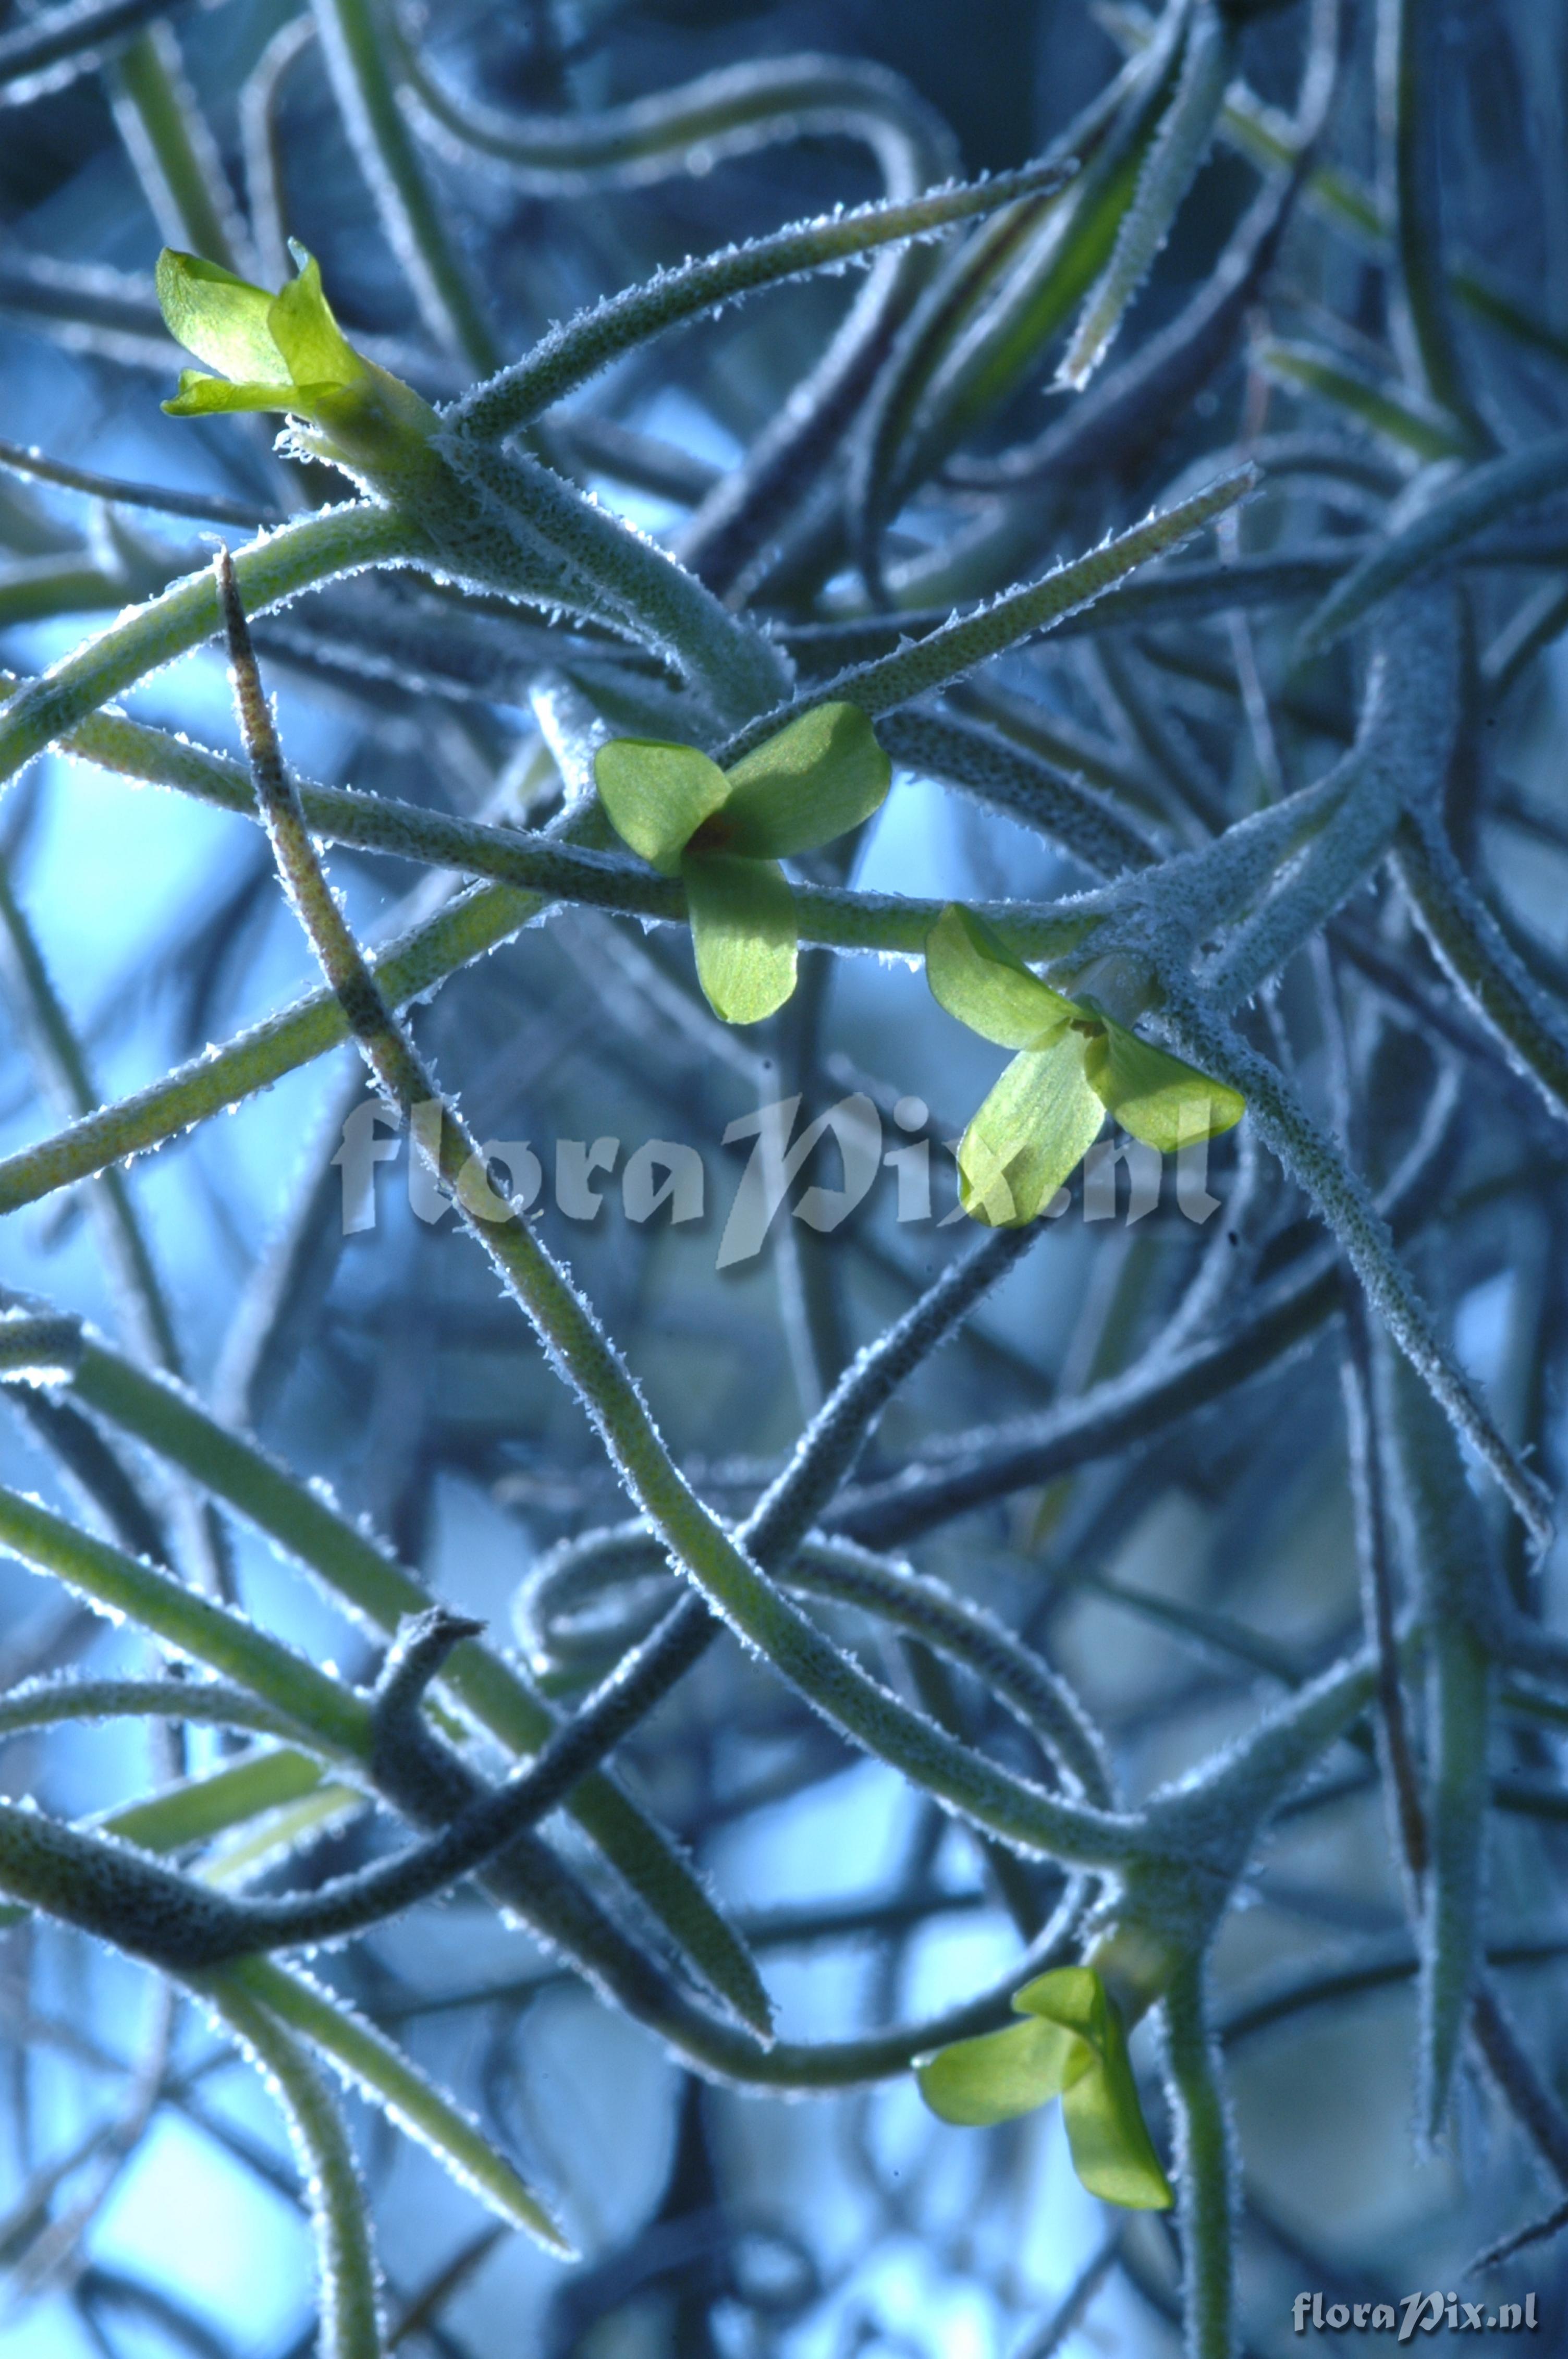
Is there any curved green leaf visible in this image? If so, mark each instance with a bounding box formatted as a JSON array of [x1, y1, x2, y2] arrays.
[[595, 737, 729, 873], [958, 1037, 1104, 1226], [926, 903, 1076, 1048], [715, 702, 890, 859], [682, 849, 798, 1023], [1082, 1016, 1244, 1151]]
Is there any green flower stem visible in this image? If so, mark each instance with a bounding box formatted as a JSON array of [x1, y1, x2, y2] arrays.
[[433, 436, 791, 725], [0, 683, 1103, 1218], [40, 684, 1100, 956], [452, 155, 1081, 442], [0, 0, 189, 91], [107, 23, 251, 275], [221, 553, 1132, 1876], [1098, 0, 1568, 370], [0, 502, 423, 796], [716, 465, 1258, 764], [0, 1484, 372, 1757], [1058, 0, 1236, 390], [0, 437, 278, 529], [220, 1957, 572, 2250], [311, 0, 498, 371], [1161, 1956, 1237, 2359], [0, 876, 540, 1216], [1374, 0, 1491, 451], [522, 1524, 1115, 1806], [401, 48, 949, 192], [196, 1974, 384, 2359], [0, 556, 136, 629], [0, 854, 182, 1371]]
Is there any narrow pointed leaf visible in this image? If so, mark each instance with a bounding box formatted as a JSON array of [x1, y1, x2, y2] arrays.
[[1057, 0, 1236, 390], [714, 702, 890, 859], [916, 2014, 1080, 2126], [926, 904, 1076, 1049], [682, 850, 798, 1023], [959, 1038, 1104, 1225], [1082, 1016, 1243, 1151], [594, 738, 729, 873], [226, 1958, 575, 2254], [155, 250, 286, 386]]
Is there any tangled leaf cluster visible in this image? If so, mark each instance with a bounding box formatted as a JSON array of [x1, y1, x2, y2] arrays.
[[2, 0, 1568, 2353]]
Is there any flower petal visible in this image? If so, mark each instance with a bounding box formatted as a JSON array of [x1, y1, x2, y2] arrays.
[[714, 702, 890, 859], [161, 373, 300, 418], [927, 904, 1077, 1049], [1019, 1969, 1173, 2209], [156, 250, 287, 386], [1082, 1017, 1244, 1151], [683, 852, 798, 1024], [915, 2015, 1080, 2126], [269, 247, 361, 391], [595, 738, 730, 874], [957, 1037, 1105, 1226]]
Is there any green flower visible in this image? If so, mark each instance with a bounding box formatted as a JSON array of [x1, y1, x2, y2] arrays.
[[155, 245, 438, 483], [927, 903, 1244, 1225], [917, 1965, 1173, 2209], [595, 703, 890, 1024]]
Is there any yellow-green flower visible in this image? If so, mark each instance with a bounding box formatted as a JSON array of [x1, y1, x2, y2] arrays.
[[156, 244, 438, 484], [918, 1965, 1173, 2209], [595, 703, 890, 1024], [927, 903, 1244, 1224]]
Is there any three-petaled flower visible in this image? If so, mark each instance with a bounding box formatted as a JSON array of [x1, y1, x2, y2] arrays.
[[917, 1965, 1173, 2209], [155, 244, 438, 487], [595, 703, 890, 1024], [927, 903, 1244, 1224]]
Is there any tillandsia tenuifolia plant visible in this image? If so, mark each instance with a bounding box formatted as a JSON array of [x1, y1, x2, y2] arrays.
[[6, 0, 1568, 2353]]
